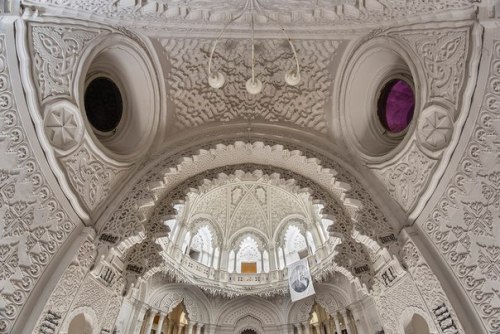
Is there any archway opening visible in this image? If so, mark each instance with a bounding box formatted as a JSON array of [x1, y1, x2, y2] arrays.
[[404, 313, 430, 334], [68, 313, 93, 334], [308, 302, 333, 334], [166, 302, 190, 334]]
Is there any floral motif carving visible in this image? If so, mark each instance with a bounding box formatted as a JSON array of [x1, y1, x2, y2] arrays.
[[374, 142, 437, 212], [29, 24, 98, 102], [60, 146, 126, 211], [393, 28, 470, 107], [423, 40, 500, 333], [0, 33, 76, 334], [477, 244, 500, 281]]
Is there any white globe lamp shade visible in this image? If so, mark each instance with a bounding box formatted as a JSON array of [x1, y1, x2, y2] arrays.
[[245, 78, 263, 95], [208, 71, 225, 89], [285, 69, 300, 86]]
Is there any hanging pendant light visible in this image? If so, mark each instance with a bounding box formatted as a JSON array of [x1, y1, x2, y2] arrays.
[[207, 0, 301, 94]]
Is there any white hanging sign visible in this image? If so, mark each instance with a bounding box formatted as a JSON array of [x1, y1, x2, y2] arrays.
[[288, 258, 315, 302]]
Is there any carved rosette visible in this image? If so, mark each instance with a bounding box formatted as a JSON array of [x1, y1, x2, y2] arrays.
[[43, 101, 84, 152], [417, 105, 453, 152]]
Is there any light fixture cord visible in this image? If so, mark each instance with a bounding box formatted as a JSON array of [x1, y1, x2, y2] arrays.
[[254, 0, 300, 77], [208, 3, 248, 76], [250, 0, 256, 84]]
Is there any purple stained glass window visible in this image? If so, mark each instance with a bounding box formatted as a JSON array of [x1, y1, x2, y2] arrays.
[[377, 79, 415, 133]]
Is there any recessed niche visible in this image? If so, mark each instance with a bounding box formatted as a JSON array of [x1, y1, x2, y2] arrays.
[[377, 79, 415, 134], [84, 77, 123, 134]]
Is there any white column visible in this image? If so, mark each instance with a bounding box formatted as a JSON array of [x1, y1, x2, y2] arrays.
[[144, 310, 156, 334], [210, 248, 215, 267], [304, 232, 311, 254], [260, 250, 265, 272], [334, 313, 341, 334], [234, 250, 238, 272], [282, 247, 287, 267], [167, 320, 175, 334], [133, 305, 149, 334], [268, 244, 277, 271], [340, 310, 352, 334], [219, 249, 229, 271], [195, 323, 203, 334], [187, 322, 195, 334], [302, 322, 311, 334], [157, 313, 166, 334], [324, 320, 332, 334], [296, 323, 303, 334]]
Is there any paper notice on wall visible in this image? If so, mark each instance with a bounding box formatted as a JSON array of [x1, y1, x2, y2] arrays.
[[288, 258, 315, 302]]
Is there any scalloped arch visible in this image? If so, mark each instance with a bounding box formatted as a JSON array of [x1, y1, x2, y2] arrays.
[[97, 141, 394, 257], [147, 285, 211, 323]]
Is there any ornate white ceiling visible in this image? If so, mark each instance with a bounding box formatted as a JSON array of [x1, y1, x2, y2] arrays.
[[22, 0, 473, 32], [160, 38, 343, 132], [184, 171, 316, 245]]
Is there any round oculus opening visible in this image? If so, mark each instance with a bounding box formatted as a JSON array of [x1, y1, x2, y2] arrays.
[[377, 79, 415, 133], [84, 77, 123, 133]]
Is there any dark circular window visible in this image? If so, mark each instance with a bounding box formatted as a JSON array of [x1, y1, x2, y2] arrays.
[[377, 79, 415, 133], [84, 77, 123, 133]]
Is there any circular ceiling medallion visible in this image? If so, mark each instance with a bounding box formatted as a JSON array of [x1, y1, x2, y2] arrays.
[[417, 105, 453, 151], [43, 101, 84, 151]]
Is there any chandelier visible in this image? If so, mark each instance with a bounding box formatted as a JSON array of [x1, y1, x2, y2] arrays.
[[207, 0, 301, 95]]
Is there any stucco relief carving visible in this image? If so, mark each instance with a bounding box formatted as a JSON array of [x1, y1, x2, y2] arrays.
[[150, 291, 204, 323], [371, 273, 437, 334], [70, 275, 113, 327], [365, 24, 476, 215], [391, 27, 470, 108], [182, 174, 315, 243], [43, 100, 84, 151], [373, 142, 437, 212], [401, 236, 464, 333], [29, 23, 99, 103], [100, 141, 393, 257], [221, 303, 276, 326], [421, 40, 500, 333], [33, 230, 96, 333], [120, 165, 374, 295], [161, 38, 340, 132], [417, 105, 454, 152], [0, 33, 77, 334], [60, 145, 127, 211], [21, 0, 473, 29]]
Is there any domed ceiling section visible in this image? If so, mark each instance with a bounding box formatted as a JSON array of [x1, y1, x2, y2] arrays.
[[185, 171, 315, 243], [21, 0, 474, 140], [121, 168, 375, 298]]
